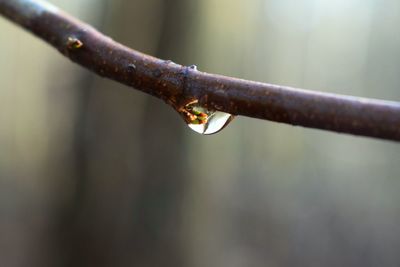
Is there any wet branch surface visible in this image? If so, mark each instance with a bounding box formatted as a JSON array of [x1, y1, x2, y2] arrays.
[[1, 0, 400, 141]]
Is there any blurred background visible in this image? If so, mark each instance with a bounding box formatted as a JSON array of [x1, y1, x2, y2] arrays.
[[1, 0, 400, 266]]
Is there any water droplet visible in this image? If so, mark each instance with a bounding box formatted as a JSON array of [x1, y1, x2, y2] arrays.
[[181, 104, 233, 135]]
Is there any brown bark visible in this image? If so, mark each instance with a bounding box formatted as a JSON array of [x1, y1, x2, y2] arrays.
[[1, 0, 400, 141]]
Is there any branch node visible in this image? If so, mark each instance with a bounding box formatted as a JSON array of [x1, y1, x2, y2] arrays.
[[66, 37, 83, 50]]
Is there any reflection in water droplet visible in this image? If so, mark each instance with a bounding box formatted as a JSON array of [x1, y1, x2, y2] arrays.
[[185, 106, 233, 135]]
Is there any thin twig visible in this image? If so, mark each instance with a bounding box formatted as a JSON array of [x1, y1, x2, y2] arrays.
[[1, 0, 400, 141]]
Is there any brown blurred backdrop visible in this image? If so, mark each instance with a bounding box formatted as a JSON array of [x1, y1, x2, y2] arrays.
[[1, 0, 400, 266]]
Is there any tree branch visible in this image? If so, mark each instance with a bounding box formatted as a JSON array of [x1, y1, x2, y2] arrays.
[[1, 0, 400, 141]]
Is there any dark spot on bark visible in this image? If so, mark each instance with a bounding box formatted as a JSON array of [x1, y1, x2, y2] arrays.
[[188, 65, 197, 70], [153, 69, 162, 78]]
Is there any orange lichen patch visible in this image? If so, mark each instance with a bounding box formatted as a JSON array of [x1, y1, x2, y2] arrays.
[[178, 101, 209, 125]]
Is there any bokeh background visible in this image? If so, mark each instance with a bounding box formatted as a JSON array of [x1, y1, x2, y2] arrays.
[[1, 0, 400, 266]]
